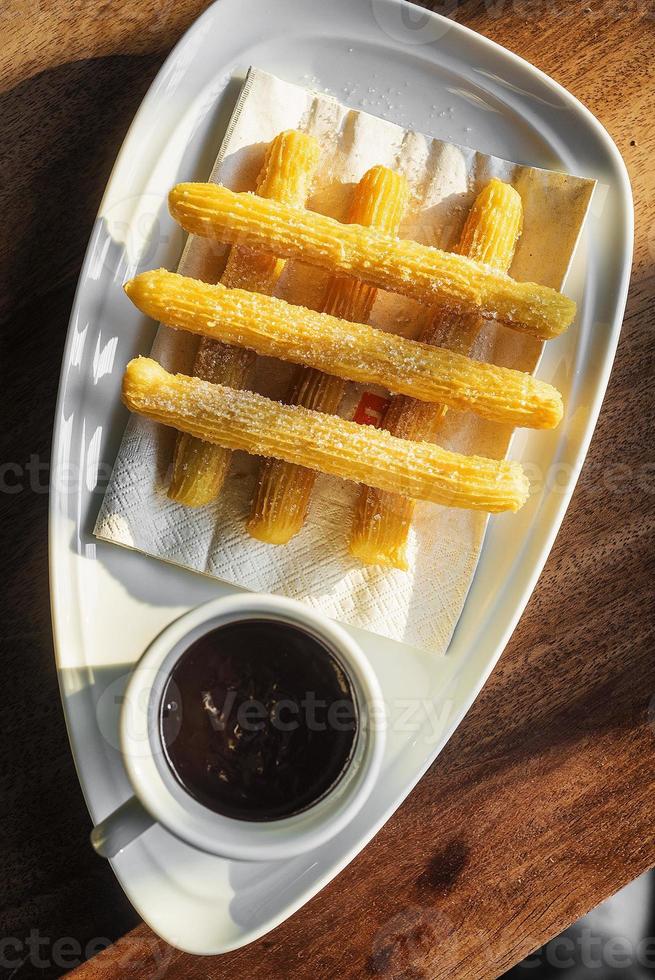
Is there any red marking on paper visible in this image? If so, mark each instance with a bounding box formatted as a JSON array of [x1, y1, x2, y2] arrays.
[[353, 392, 391, 428]]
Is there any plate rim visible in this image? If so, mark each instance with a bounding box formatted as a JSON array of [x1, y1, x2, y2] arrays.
[[48, 0, 633, 954]]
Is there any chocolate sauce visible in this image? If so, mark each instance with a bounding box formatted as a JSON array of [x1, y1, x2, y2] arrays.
[[160, 620, 357, 821]]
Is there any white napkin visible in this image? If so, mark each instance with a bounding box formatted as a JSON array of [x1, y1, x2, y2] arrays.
[[95, 68, 594, 654]]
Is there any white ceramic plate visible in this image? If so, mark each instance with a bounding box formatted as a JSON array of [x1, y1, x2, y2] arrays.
[[49, 0, 632, 954]]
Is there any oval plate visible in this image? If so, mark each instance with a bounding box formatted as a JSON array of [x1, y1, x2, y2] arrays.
[[49, 0, 632, 954]]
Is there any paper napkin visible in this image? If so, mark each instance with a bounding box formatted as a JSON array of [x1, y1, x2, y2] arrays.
[[95, 68, 594, 653]]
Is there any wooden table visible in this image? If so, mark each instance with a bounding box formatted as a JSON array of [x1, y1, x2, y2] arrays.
[[1, 1, 653, 977]]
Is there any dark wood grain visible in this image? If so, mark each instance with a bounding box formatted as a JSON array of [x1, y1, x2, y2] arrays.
[[1, 1, 653, 978]]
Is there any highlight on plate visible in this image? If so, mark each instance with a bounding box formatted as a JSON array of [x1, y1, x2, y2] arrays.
[[121, 128, 574, 571]]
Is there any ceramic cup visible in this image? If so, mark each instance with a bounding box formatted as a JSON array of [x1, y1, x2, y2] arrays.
[[90, 594, 386, 862]]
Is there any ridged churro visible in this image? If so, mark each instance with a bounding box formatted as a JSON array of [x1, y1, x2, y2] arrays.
[[122, 358, 530, 512], [351, 178, 524, 569], [125, 269, 563, 429], [168, 129, 320, 506], [168, 182, 576, 339], [248, 165, 410, 545]]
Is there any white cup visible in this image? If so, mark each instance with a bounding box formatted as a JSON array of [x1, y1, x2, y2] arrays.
[[91, 594, 385, 862]]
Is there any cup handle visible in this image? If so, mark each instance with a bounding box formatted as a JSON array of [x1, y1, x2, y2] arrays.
[[90, 796, 155, 858]]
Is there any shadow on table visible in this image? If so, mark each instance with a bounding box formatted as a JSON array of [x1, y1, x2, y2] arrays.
[[0, 51, 167, 979]]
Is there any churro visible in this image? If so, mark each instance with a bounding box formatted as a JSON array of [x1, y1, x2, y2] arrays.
[[168, 129, 320, 506], [125, 269, 563, 429], [168, 181, 575, 339], [350, 179, 524, 568], [122, 358, 530, 513], [248, 165, 410, 544]]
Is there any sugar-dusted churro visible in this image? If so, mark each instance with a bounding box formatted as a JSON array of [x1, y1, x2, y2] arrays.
[[349, 179, 524, 569], [122, 358, 530, 512], [248, 165, 410, 545], [168, 182, 576, 339], [168, 129, 320, 506], [125, 270, 563, 429]]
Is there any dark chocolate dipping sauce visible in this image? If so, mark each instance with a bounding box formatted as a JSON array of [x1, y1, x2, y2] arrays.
[[160, 620, 357, 821]]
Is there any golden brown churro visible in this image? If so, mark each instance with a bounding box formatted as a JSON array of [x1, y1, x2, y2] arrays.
[[122, 358, 530, 512], [168, 182, 576, 339], [168, 130, 320, 506], [350, 179, 525, 569], [248, 165, 410, 545], [125, 269, 563, 429]]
